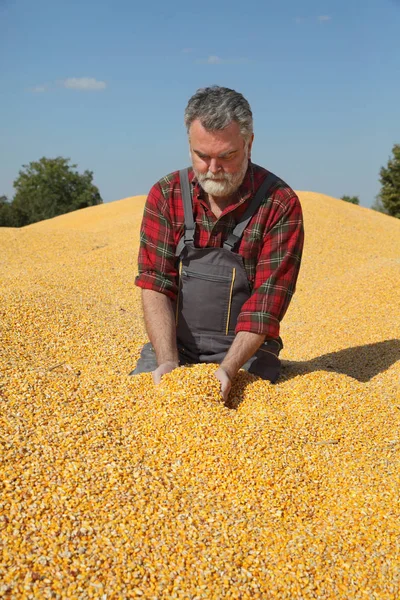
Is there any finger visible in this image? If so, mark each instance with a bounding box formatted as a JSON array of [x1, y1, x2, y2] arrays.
[[220, 381, 231, 402], [225, 382, 232, 399], [152, 369, 162, 384]]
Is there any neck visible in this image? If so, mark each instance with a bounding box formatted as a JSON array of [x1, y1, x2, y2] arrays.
[[206, 192, 238, 218], [207, 192, 236, 207]]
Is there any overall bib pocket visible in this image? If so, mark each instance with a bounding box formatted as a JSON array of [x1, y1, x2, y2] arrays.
[[176, 265, 235, 336]]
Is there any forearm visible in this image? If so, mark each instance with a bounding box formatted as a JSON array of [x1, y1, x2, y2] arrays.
[[142, 289, 179, 366], [220, 331, 265, 379]]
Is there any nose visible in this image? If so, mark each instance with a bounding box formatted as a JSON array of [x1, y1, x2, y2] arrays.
[[209, 158, 222, 174]]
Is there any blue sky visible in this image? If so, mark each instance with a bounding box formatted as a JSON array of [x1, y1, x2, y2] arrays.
[[1, 0, 400, 207]]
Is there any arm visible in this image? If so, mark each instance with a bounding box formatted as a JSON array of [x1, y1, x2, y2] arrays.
[[216, 331, 265, 400], [135, 181, 180, 300], [216, 192, 304, 398], [220, 331, 265, 378], [142, 289, 179, 382], [235, 192, 304, 340], [135, 181, 181, 382]]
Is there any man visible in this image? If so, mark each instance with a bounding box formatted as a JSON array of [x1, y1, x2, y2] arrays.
[[131, 86, 304, 401]]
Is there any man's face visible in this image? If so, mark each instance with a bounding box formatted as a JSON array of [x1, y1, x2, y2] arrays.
[[189, 119, 254, 197]]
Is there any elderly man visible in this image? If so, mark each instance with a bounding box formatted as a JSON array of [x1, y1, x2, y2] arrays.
[[131, 86, 304, 400]]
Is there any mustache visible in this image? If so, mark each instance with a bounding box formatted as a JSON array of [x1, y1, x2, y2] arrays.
[[199, 172, 232, 181]]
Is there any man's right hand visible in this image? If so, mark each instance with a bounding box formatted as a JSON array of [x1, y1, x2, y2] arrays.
[[152, 361, 179, 384]]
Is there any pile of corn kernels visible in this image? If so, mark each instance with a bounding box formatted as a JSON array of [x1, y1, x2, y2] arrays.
[[1, 193, 399, 599]]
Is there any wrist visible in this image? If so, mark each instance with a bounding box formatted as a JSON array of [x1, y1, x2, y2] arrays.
[[158, 358, 179, 368], [219, 363, 235, 381]]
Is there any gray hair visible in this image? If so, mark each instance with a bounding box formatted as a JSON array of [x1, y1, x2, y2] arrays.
[[184, 86, 253, 141]]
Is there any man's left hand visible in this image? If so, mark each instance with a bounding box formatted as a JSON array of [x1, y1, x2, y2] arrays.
[[152, 361, 179, 384], [215, 367, 232, 402]]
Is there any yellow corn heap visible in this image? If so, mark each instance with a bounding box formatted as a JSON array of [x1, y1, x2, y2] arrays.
[[1, 193, 400, 599]]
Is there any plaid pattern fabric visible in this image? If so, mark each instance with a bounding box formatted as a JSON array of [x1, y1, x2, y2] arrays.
[[135, 161, 304, 339]]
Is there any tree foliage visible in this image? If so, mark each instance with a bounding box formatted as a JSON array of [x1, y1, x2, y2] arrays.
[[378, 144, 400, 218], [0, 196, 20, 227], [0, 157, 103, 227], [341, 195, 360, 205], [370, 196, 389, 215]]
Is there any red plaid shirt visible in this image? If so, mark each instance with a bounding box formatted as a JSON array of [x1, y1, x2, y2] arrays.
[[135, 161, 304, 339]]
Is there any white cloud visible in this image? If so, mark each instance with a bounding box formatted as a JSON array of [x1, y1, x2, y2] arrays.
[[30, 84, 49, 93], [197, 55, 248, 65], [29, 77, 107, 93], [295, 15, 332, 24], [208, 55, 223, 64], [60, 77, 106, 91]]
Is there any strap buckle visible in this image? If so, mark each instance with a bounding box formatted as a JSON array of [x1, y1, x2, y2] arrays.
[[223, 233, 240, 251], [184, 227, 195, 245]]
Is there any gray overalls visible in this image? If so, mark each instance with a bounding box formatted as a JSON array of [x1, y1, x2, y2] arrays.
[[131, 168, 283, 382]]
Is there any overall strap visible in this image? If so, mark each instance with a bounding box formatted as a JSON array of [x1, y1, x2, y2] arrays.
[[176, 168, 195, 256], [223, 171, 279, 251]]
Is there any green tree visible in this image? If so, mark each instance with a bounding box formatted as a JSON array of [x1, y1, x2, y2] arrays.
[[0, 195, 20, 227], [11, 157, 103, 226], [378, 144, 400, 218], [341, 195, 360, 205], [370, 196, 389, 215]]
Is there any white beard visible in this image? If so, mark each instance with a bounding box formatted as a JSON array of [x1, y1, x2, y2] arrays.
[[193, 153, 249, 198]]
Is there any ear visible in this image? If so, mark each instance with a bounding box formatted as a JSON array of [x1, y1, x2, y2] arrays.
[[247, 134, 254, 159]]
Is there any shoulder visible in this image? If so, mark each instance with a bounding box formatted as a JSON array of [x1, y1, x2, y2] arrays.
[[144, 168, 193, 219], [150, 167, 194, 200], [251, 163, 301, 214]]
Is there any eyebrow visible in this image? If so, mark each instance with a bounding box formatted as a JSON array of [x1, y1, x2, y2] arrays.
[[194, 149, 238, 159]]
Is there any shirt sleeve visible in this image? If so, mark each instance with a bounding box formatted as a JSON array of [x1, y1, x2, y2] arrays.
[[235, 193, 304, 338], [134, 182, 178, 300]]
